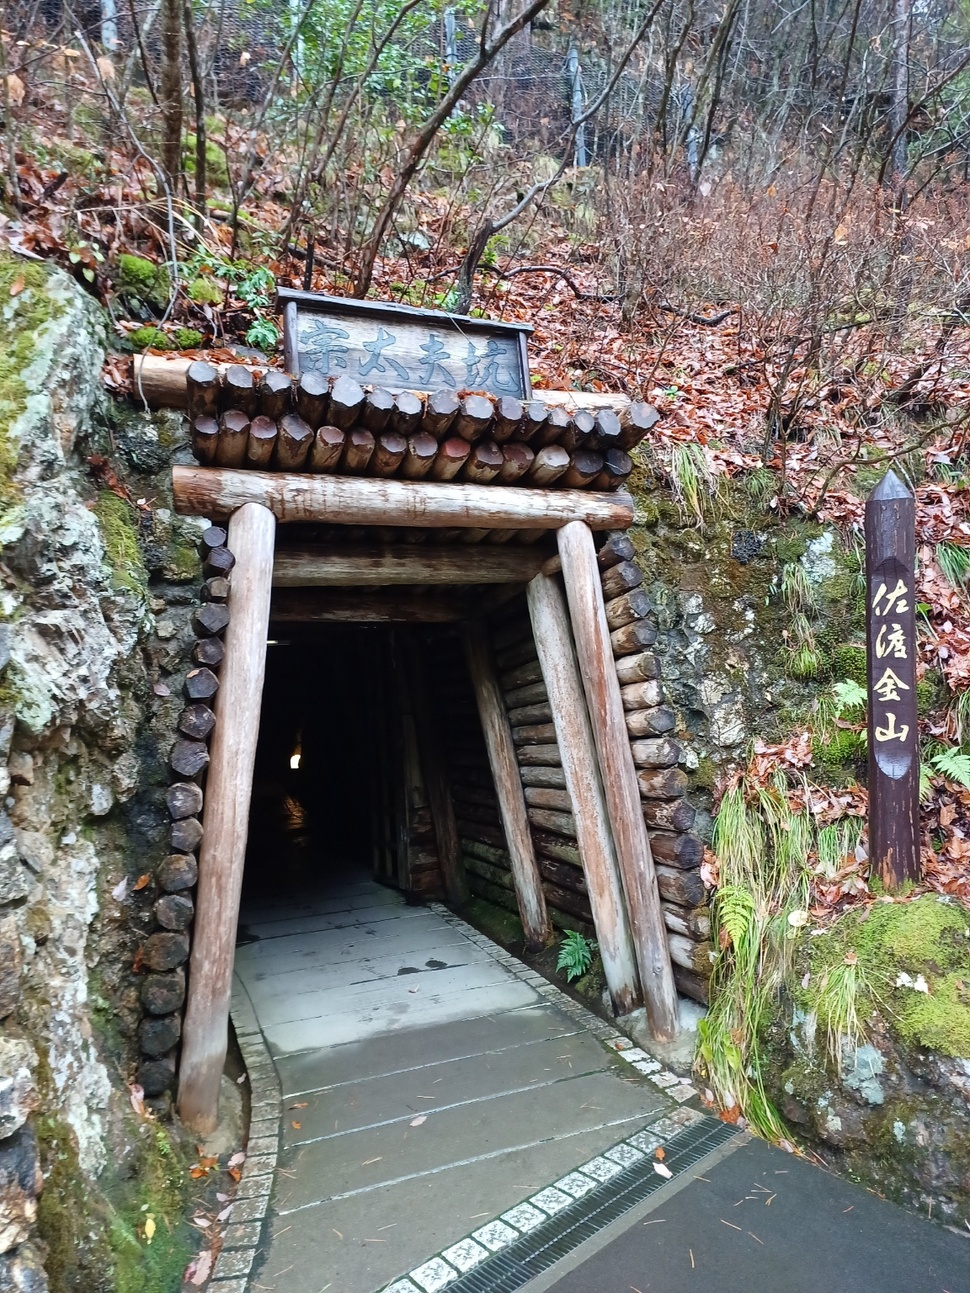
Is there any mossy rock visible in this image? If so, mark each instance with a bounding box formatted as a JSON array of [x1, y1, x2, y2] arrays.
[[799, 896, 970, 1058], [186, 277, 223, 306], [812, 726, 865, 772], [831, 644, 867, 687], [38, 1114, 196, 1293], [182, 134, 230, 187], [0, 255, 64, 509], [117, 254, 171, 311], [128, 326, 171, 352], [172, 327, 203, 350], [95, 492, 149, 600]]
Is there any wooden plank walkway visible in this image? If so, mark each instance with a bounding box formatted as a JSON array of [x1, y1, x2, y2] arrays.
[[231, 871, 679, 1293]]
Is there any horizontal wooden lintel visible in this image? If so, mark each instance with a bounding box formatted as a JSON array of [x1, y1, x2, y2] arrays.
[[272, 544, 548, 587], [172, 466, 634, 530]]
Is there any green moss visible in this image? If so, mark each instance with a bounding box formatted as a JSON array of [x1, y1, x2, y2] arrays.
[[128, 326, 171, 351], [692, 756, 718, 790], [917, 671, 945, 717], [0, 256, 62, 511], [812, 726, 865, 771], [461, 895, 524, 949], [172, 327, 203, 350], [186, 276, 223, 306], [183, 135, 230, 187], [801, 897, 970, 1058], [94, 492, 149, 599], [117, 254, 170, 310], [831, 644, 867, 687], [38, 1115, 195, 1293], [163, 541, 200, 583]]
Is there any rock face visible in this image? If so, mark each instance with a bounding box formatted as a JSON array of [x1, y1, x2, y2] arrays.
[[0, 260, 202, 1288]]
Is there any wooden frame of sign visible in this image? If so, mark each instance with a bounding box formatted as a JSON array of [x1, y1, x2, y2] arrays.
[[278, 288, 533, 401]]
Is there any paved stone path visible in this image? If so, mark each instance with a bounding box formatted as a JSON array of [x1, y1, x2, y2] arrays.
[[231, 871, 686, 1293]]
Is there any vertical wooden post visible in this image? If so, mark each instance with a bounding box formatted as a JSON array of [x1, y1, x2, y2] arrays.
[[557, 521, 679, 1040], [865, 470, 920, 888], [402, 636, 467, 906], [178, 502, 276, 1134], [527, 572, 641, 1015], [465, 627, 551, 950]]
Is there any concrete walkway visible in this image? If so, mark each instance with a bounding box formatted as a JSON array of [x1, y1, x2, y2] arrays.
[[232, 872, 681, 1293]]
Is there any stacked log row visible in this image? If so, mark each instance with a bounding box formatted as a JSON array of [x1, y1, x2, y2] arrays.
[[185, 361, 660, 494], [595, 533, 713, 1003], [490, 602, 603, 938], [137, 525, 233, 1099], [430, 627, 594, 936]]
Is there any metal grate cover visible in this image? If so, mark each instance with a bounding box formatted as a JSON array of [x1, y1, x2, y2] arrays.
[[445, 1117, 741, 1293]]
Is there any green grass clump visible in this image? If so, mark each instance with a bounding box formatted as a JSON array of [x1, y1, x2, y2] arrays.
[[94, 492, 148, 599], [936, 540, 970, 589]]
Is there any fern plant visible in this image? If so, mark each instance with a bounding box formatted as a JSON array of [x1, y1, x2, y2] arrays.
[[921, 743, 970, 799], [556, 930, 596, 982]]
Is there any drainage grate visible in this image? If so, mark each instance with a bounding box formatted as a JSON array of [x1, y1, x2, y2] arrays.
[[445, 1117, 741, 1293]]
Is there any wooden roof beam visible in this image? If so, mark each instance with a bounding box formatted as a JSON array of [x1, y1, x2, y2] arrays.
[[172, 466, 634, 530], [272, 544, 548, 586]]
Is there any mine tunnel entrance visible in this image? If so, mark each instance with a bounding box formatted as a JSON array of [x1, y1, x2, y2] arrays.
[[239, 621, 473, 920]]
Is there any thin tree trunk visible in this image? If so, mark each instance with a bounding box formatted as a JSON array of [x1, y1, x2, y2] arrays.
[[889, 0, 910, 204], [160, 0, 183, 194], [182, 0, 206, 226]]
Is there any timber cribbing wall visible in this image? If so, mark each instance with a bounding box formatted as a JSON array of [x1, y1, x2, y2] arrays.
[[437, 548, 712, 1004]]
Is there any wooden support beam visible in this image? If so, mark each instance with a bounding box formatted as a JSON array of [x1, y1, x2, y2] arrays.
[[465, 629, 550, 950], [270, 588, 464, 623], [527, 571, 641, 1015], [557, 520, 679, 1040], [171, 466, 634, 531], [178, 502, 276, 1134], [402, 637, 467, 906], [272, 544, 547, 587]]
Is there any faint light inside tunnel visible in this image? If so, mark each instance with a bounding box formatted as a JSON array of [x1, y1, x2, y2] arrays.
[[290, 751, 301, 769]]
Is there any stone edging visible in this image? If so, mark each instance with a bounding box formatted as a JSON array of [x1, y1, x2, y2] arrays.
[[208, 904, 703, 1293], [367, 905, 705, 1291], [203, 975, 282, 1293]]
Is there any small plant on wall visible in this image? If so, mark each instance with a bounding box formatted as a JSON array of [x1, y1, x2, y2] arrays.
[[557, 930, 597, 983]]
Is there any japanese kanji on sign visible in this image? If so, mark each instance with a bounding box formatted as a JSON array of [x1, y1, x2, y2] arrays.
[[865, 469, 921, 888], [278, 289, 532, 399]]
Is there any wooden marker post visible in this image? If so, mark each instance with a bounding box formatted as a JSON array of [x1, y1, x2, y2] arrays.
[[178, 502, 277, 1133], [465, 629, 550, 950], [527, 572, 641, 1014], [865, 470, 920, 888], [557, 520, 679, 1040]]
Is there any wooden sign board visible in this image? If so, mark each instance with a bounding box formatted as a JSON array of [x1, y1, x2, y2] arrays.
[[278, 288, 532, 400], [865, 469, 920, 889]]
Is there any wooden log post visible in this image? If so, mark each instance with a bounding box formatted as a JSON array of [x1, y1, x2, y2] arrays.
[[865, 469, 920, 888], [172, 467, 635, 531], [402, 637, 467, 906], [178, 502, 277, 1134], [557, 520, 679, 1040], [527, 572, 640, 1014], [465, 629, 550, 949]]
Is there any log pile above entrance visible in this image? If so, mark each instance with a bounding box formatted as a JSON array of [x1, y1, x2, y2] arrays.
[[181, 359, 657, 494]]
